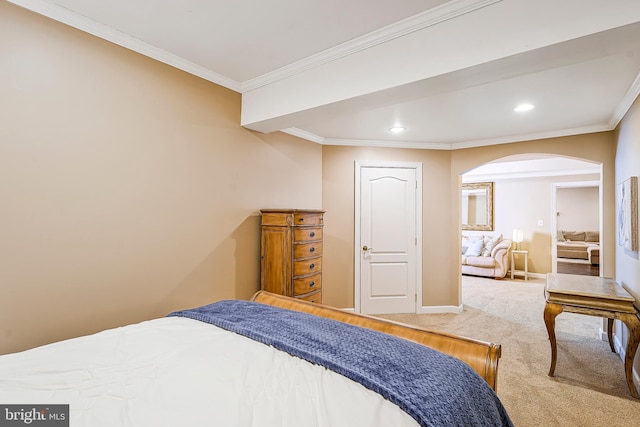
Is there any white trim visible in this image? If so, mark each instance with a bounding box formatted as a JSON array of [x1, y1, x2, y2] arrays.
[[505, 271, 546, 280], [514, 271, 546, 280], [341, 305, 463, 314], [612, 322, 640, 392], [551, 178, 603, 276], [419, 304, 464, 314], [16, 0, 637, 152], [7, 0, 241, 92], [274, 124, 613, 152], [11, 0, 499, 95], [609, 70, 640, 129], [280, 128, 325, 144], [326, 138, 452, 150], [354, 160, 423, 314], [241, 0, 502, 92]]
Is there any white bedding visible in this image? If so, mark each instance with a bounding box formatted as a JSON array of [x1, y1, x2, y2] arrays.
[[0, 317, 418, 427]]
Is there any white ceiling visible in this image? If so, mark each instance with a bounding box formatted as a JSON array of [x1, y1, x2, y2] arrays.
[[10, 0, 640, 150]]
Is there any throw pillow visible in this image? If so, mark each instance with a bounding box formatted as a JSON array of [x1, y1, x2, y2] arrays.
[[462, 234, 480, 254], [585, 231, 599, 242], [556, 230, 566, 242], [563, 231, 585, 241], [481, 234, 503, 257], [464, 240, 484, 257]]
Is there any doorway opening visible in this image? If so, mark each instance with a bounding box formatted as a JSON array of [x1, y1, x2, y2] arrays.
[[461, 155, 602, 294], [552, 181, 601, 277]]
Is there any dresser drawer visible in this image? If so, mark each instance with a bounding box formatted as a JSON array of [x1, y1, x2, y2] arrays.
[[293, 242, 323, 259], [293, 213, 323, 226], [261, 212, 293, 226], [296, 290, 322, 304], [293, 258, 322, 277], [293, 274, 322, 296], [293, 227, 323, 242]]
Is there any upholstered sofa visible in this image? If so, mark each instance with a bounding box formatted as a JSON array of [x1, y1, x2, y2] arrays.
[[461, 234, 512, 279], [556, 230, 599, 265]]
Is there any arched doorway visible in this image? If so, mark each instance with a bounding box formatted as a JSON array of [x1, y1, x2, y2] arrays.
[[461, 155, 602, 299]]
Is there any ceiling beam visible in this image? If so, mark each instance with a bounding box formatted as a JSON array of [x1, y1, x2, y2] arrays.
[[241, 0, 640, 133]]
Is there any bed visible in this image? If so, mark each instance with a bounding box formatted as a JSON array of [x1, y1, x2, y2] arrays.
[[0, 291, 513, 426]]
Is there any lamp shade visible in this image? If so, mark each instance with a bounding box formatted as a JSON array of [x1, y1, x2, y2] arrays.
[[512, 228, 523, 243], [512, 228, 523, 250]]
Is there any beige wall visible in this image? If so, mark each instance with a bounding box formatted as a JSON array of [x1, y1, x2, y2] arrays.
[[557, 186, 600, 231], [491, 174, 600, 274], [1, 2, 627, 357], [451, 133, 616, 293], [321, 146, 453, 308], [0, 3, 322, 354], [463, 174, 599, 274], [323, 133, 616, 309], [615, 96, 640, 299], [614, 92, 640, 376]]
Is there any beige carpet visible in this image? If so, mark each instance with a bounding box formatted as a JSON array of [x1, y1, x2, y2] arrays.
[[378, 276, 640, 427]]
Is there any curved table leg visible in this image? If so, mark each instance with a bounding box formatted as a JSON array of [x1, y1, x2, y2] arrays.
[[544, 302, 563, 376], [607, 318, 616, 352], [619, 313, 640, 399]]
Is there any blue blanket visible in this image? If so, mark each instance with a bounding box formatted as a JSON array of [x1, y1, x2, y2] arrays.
[[169, 300, 513, 427]]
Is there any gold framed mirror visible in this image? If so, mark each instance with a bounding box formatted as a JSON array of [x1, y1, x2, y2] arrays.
[[462, 182, 494, 231]]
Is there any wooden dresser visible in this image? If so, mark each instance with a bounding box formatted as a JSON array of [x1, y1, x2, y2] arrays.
[[260, 209, 324, 303]]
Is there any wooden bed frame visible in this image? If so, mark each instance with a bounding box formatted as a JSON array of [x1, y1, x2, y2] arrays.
[[251, 290, 502, 391]]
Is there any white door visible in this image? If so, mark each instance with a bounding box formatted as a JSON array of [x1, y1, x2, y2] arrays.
[[356, 162, 421, 314]]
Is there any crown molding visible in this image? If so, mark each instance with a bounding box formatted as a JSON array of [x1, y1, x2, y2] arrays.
[[282, 123, 614, 151], [8, 0, 242, 92], [609, 70, 640, 129], [240, 0, 503, 92], [323, 138, 453, 150], [13, 0, 632, 149], [447, 124, 614, 150], [280, 128, 325, 144]]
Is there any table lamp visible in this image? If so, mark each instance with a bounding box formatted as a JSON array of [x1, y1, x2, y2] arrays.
[[512, 228, 524, 250]]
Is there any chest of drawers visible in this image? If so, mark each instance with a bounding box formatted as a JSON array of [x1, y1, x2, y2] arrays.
[[260, 209, 324, 303]]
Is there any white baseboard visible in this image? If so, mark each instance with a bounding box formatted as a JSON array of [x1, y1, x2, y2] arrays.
[[419, 304, 464, 314], [604, 326, 640, 395], [507, 270, 546, 280], [341, 305, 464, 314]]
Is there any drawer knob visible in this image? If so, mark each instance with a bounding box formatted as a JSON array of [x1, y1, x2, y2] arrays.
[[309, 263, 315, 269], [309, 281, 315, 287], [299, 217, 304, 222], [310, 247, 315, 253], [310, 231, 315, 237]]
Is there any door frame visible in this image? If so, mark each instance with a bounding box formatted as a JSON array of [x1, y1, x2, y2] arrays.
[[550, 178, 603, 275], [354, 160, 423, 313]]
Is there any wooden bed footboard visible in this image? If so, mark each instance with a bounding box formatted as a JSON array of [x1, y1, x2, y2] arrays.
[[251, 290, 502, 391]]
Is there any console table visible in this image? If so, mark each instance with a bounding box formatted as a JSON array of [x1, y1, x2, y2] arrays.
[[544, 273, 640, 398]]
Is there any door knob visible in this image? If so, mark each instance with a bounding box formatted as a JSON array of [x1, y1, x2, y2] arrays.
[[362, 246, 371, 251]]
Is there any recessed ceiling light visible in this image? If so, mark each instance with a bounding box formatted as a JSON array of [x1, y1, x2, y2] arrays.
[[514, 103, 534, 112], [389, 126, 406, 133]]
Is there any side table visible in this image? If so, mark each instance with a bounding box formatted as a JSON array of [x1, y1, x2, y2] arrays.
[[511, 250, 528, 280], [544, 273, 640, 398]]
